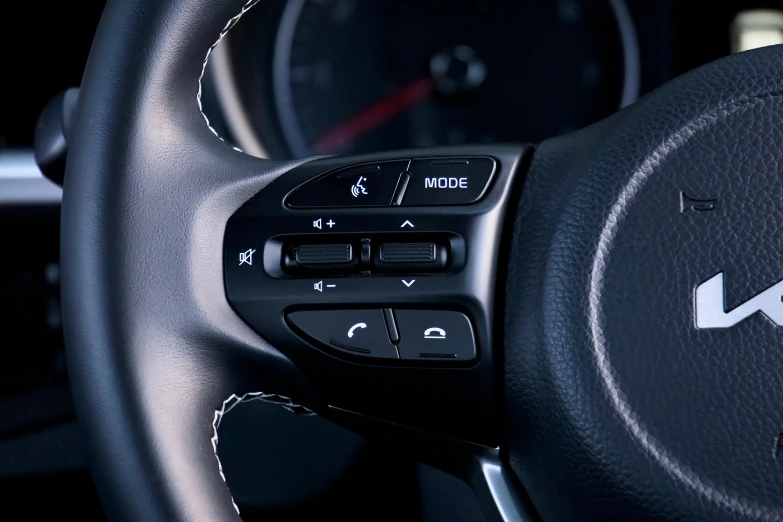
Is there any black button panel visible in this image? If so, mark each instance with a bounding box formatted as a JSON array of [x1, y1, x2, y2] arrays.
[[286, 308, 476, 364], [401, 157, 495, 206], [285, 156, 495, 209], [286, 160, 408, 208], [287, 309, 398, 359], [223, 144, 528, 446], [278, 234, 456, 277], [394, 310, 475, 361]]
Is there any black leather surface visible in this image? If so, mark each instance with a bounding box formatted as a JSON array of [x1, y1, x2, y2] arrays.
[[506, 45, 783, 521], [61, 1, 316, 520]]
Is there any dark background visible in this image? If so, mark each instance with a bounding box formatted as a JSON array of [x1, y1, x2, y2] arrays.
[[0, 0, 772, 519], [2, 1, 769, 149]]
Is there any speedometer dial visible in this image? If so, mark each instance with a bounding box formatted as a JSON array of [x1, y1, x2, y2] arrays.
[[273, 0, 639, 158]]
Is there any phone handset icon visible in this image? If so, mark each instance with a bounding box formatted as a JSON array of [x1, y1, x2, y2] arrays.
[[423, 327, 446, 339], [348, 322, 367, 338]]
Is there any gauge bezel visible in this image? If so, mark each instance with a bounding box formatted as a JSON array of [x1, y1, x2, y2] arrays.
[[210, 0, 641, 159]]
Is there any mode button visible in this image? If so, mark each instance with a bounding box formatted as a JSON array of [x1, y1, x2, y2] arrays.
[[401, 157, 495, 206]]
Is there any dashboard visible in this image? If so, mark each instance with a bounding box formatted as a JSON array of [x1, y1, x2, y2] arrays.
[[200, 1, 783, 161], [202, 0, 670, 160]]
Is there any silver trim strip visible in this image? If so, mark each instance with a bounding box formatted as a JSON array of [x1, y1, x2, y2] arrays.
[[0, 151, 62, 204], [471, 456, 538, 522], [0, 150, 47, 179], [209, 34, 270, 158], [272, 0, 308, 158], [609, 0, 642, 108]]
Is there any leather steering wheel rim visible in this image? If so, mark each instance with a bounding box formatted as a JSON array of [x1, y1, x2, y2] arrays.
[[62, 1, 317, 519], [63, 0, 783, 520]]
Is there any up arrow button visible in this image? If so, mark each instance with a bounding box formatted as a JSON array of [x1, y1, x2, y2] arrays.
[[401, 220, 415, 228]]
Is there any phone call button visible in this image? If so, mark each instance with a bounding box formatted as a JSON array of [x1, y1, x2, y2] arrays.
[[287, 309, 398, 359], [394, 310, 476, 361]]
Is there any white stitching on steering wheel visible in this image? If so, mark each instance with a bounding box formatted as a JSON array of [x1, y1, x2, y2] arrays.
[[212, 392, 315, 514], [197, 0, 260, 153], [199, 1, 317, 515]]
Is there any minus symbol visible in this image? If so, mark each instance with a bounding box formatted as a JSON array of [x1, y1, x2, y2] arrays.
[[326, 284, 336, 288]]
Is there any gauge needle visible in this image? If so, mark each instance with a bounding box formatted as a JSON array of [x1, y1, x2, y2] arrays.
[[314, 76, 437, 154]]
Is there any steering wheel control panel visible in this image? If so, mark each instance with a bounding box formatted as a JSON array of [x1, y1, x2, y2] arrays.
[[287, 309, 476, 361], [223, 145, 527, 445], [273, 232, 462, 278], [286, 157, 496, 208]]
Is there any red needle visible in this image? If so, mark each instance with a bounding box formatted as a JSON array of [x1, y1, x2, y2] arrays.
[[314, 76, 437, 154]]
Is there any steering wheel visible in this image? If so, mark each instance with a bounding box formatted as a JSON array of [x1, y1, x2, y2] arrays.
[[61, 0, 783, 520]]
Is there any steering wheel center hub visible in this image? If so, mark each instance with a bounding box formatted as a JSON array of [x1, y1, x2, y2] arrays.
[[594, 94, 783, 516], [506, 53, 783, 521]]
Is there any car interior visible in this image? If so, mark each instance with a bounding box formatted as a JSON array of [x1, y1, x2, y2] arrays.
[[3, 1, 783, 520]]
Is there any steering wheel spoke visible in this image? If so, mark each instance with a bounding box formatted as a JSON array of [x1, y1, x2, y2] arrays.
[[63, 120, 318, 519], [63, 0, 529, 514]]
